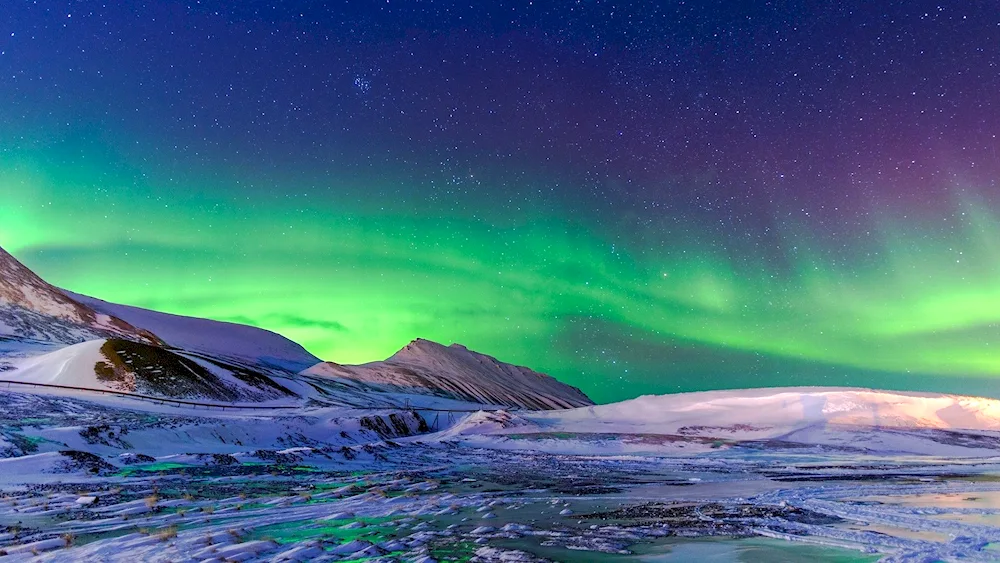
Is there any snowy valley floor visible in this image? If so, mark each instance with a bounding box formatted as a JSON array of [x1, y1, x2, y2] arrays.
[[2, 391, 1000, 562]]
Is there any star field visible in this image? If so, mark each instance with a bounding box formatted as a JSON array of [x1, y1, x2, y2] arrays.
[[1, 1, 999, 402]]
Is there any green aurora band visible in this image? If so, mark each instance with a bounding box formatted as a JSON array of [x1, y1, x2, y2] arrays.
[[4, 149, 1000, 403]]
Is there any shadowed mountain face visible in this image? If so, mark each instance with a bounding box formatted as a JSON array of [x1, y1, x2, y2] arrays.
[[0, 246, 159, 346], [93, 338, 295, 401], [305, 338, 595, 410]]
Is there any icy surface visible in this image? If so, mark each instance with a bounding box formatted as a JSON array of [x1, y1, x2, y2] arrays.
[[0, 386, 997, 561]]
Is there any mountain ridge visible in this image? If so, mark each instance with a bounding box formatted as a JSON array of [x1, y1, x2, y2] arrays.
[[305, 338, 595, 410]]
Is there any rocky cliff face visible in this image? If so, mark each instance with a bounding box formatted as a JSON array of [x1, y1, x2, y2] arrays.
[[0, 246, 159, 345]]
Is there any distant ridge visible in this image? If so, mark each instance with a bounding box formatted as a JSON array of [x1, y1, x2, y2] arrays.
[[539, 386, 1000, 434]]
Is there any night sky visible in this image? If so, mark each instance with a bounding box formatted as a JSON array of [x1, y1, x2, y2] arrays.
[[2, 1, 1000, 403]]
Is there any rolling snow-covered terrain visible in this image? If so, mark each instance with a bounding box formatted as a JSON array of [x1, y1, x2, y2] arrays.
[[3, 244, 1000, 562]]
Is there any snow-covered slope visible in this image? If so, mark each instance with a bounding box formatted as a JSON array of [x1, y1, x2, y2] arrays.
[[304, 338, 594, 410], [524, 386, 1000, 435], [0, 246, 159, 346], [9, 338, 297, 403], [67, 292, 320, 372]]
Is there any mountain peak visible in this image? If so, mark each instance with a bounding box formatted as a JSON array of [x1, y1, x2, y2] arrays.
[[390, 338, 447, 358], [392, 339, 498, 362]]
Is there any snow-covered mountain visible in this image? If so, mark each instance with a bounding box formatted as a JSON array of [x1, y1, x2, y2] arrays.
[[68, 291, 321, 373], [303, 338, 595, 410], [2, 245, 593, 409], [0, 246, 159, 346]]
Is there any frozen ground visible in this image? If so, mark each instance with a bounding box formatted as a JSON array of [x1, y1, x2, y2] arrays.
[[1, 390, 1000, 561]]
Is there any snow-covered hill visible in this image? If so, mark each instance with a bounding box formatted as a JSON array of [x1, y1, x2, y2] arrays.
[[67, 292, 321, 372], [538, 386, 1000, 433], [0, 246, 160, 345], [303, 338, 595, 410]]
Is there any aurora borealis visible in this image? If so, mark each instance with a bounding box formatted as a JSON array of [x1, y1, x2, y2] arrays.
[[2, 2, 1000, 403]]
